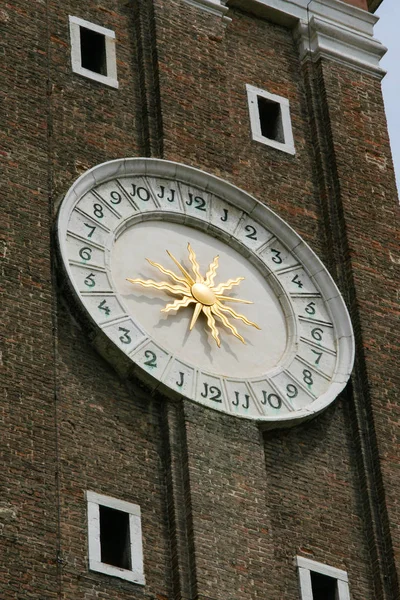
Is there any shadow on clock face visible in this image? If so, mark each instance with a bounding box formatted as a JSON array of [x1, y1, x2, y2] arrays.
[[112, 220, 288, 378]]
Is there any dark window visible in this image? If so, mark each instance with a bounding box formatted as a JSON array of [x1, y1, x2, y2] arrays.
[[99, 505, 131, 570], [311, 571, 338, 600], [80, 27, 107, 75], [257, 96, 284, 143]]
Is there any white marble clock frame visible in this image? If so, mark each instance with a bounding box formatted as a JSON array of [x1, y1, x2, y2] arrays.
[[56, 158, 355, 428]]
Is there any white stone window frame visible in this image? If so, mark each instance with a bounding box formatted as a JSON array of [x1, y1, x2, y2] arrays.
[[69, 16, 118, 89], [246, 84, 295, 155], [86, 490, 145, 585], [296, 556, 350, 600]]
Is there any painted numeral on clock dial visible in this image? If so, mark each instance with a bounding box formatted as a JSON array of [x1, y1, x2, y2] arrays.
[[157, 186, 175, 202], [245, 224, 257, 240], [98, 300, 111, 316], [286, 384, 298, 398], [130, 184, 151, 202], [93, 203, 104, 219], [118, 327, 131, 344], [109, 190, 122, 204], [79, 247, 92, 261], [261, 391, 282, 409], [232, 391, 250, 409], [271, 248, 282, 264], [186, 193, 206, 211], [84, 272, 96, 288], [311, 348, 323, 365], [144, 350, 157, 368], [292, 274, 303, 288], [200, 383, 222, 402], [84, 223, 96, 238], [305, 301, 316, 315]]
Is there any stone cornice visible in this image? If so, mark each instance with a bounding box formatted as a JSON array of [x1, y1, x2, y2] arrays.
[[227, 0, 387, 76]]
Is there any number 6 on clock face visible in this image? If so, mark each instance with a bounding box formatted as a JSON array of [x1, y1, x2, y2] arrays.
[[57, 158, 355, 429]]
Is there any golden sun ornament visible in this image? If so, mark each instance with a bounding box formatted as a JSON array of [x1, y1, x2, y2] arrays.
[[126, 243, 261, 347]]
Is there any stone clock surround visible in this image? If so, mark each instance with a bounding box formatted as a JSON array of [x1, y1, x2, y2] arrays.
[[57, 158, 355, 429], [184, 0, 386, 77]]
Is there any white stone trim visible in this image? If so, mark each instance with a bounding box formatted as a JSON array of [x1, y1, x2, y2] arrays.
[[182, 0, 232, 25], [296, 556, 350, 600], [227, 0, 386, 76], [69, 16, 119, 88], [57, 158, 355, 429], [246, 84, 295, 155], [86, 491, 145, 585]]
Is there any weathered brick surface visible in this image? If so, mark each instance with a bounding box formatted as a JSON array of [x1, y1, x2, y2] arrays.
[[2, 0, 399, 599]]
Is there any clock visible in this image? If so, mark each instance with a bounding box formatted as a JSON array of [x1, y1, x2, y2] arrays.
[[56, 158, 354, 428]]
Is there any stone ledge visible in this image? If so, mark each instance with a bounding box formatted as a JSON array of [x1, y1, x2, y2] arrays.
[[227, 0, 386, 76], [182, 0, 232, 26]]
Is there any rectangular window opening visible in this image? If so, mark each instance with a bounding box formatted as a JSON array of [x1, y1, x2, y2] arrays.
[[311, 571, 339, 600], [80, 27, 107, 75], [99, 505, 131, 570], [257, 96, 284, 143]]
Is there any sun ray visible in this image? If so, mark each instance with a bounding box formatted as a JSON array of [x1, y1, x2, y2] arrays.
[[216, 302, 261, 330], [162, 296, 195, 313], [204, 254, 219, 287], [166, 250, 195, 285], [187, 243, 203, 283], [217, 295, 253, 304], [212, 305, 245, 344], [203, 306, 221, 347], [212, 277, 244, 295], [126, 278, 190, 296], [146, 258, 188, 286], [189, 302, 202, 331]]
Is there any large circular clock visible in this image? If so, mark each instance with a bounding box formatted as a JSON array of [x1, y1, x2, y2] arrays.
[[56, 158, 354, 428]]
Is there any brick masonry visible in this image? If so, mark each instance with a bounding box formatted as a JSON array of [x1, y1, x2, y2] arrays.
[[1, 1, 399, 600]]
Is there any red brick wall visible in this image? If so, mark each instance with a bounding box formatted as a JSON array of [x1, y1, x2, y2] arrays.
[[2, 0, 399, 599]]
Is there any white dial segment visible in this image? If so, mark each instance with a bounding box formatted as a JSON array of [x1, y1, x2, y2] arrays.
[[81, 294, 126, 326], [298, 339, 337, 377], [131, 341, 171, 380], [70, 265, 112, 294], [111, 220, 288, 379], [235, 216, 273, 251], [224, 380, 262, 418], [249, 379, 292, 415], [278, 266, 319, 295], [68, 210, 110, 247], [289, 357, 331, 398], [76, 192, 120, 231], [102, 318, 146, 354], [298, 318, 335, 353], [270, 370, 313, 410], [118, 177, 159, 212], [146, 177, 183, 213], [179, 184, 211, 223], [95, 181, 138, 220], [210, 196, 242, 236], [163, 359, 196, 398], [66, 234, 106, 267], [258, 238, 299, 273], [196, 373, 227, 412]]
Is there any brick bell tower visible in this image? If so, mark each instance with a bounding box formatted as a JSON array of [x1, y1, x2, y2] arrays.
[[2, 1, 399, 600]]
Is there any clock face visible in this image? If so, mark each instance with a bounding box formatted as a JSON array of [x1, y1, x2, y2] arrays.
[[57, 158, 354, 428]]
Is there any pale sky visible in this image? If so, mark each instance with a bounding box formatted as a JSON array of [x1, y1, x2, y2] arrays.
[[376, 0, 400, 193]]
